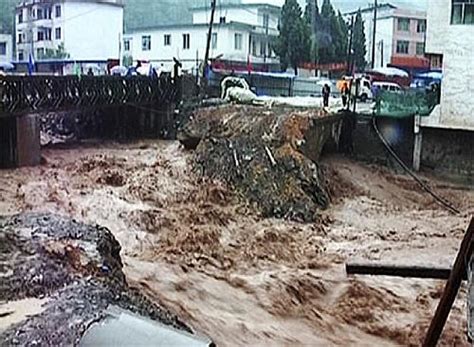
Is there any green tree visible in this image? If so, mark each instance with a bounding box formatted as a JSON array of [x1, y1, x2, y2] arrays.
[[44, 43, 70, 60], [0, 0, 16, 33], [317, 0, 348, 65], [353, 9, 367, 70], [275, 0, 311, 75], [304, 0, 320, 66]]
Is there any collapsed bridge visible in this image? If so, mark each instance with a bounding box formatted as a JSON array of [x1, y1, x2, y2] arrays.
[[0, 75, 182, 168]]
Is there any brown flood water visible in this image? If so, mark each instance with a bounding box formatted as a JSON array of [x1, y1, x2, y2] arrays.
[[0, 140, 472, 346]]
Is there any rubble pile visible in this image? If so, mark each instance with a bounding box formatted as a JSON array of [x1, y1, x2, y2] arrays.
[[179, 104, 338, 222], [0, 213, 191, 345]]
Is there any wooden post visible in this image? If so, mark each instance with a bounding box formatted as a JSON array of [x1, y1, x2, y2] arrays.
[[413, 114, 422, 171], [423, 218, 474, 347]]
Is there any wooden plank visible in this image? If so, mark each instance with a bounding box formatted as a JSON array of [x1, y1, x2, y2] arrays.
[[423, 218, 474, 347]]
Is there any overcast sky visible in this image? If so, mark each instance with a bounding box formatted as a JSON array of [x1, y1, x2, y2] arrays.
[[253, 0, 428, 12]]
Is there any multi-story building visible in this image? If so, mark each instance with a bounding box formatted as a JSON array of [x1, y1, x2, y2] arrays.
[[421, 0, 474, 131], [345, 3, 428, 72], [0, 33, 13, 64], [123, 2, 280, 72], [411, 0, 473, 174], [15, 0, 124, 62]]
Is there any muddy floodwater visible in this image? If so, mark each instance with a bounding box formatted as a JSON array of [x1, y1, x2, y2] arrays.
[[0, 140, 472, 346]]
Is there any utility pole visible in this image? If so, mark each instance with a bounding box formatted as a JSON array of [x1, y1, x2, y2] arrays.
[[202, 0, 217, 85], [371, 0, 377, 69], [380, 39, 384, 67], [346, 15, 354, 76]]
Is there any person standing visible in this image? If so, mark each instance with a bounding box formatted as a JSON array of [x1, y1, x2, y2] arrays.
[[322, 84, 331, 107], [341, 82, 349, 109]]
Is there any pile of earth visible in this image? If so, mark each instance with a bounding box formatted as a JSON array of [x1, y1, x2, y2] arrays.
[[178, 104, 342, 222], [0, 213, 192, 346]]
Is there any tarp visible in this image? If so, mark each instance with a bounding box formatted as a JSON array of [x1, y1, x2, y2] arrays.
[[374, 89, 440, 118]]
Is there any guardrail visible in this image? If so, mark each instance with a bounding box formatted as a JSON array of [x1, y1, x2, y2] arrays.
[[0, 74, 181, 117]]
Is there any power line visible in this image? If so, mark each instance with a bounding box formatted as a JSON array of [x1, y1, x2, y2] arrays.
[[372, 116, 460, 215]]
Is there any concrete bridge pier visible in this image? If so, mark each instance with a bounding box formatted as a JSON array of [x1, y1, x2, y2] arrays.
[[0, 115, 41, 169]]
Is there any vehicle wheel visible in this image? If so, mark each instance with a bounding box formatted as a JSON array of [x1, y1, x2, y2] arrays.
[[360, 94, 368, 102]]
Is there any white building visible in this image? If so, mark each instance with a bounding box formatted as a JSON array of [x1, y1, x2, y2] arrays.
[[0, 33, 13, 64], [345, 4, 428, 72], [421, 0, 474, 131], [15, 0, 124, 62], [123, 3, 280, 72]]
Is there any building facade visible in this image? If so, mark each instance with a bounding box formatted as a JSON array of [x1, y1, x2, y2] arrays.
[[421, 0, 474, 131], [15, 0, 124, 62], [123, 3, 280, 72], [0, 33, 13, 64], [346, 4, 428, 72]]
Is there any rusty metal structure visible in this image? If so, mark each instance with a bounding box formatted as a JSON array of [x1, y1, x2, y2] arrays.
[[0, 75, 182, 168], [0, 75, 180, 117]]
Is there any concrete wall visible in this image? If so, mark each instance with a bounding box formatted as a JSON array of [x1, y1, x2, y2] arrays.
[[421, 128, 474, 183], [0, 34, 13, 63], [423, 0, 474, 131], [63, 2, 123, 61]]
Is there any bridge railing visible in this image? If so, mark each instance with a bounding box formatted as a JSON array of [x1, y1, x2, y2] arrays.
[[0, 75, 181, 117]]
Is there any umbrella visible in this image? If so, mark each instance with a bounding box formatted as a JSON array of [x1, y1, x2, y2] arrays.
[[110, 65, 128, 76], [0, 62, 14, 70]]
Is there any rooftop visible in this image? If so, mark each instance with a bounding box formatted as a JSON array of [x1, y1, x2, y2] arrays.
[[191, 2, 280, 13]]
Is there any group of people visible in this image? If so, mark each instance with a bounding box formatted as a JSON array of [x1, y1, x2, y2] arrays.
[[322, 81, 351, 109]]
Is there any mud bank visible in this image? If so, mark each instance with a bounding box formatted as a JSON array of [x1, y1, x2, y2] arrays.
[[0, 213, 192, 345]]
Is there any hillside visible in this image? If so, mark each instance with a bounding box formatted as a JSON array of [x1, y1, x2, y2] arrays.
[[0, 0, 16, 33], [124, 0, 241, 31]]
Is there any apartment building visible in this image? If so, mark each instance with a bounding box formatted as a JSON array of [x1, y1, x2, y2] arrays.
[[15, 0, 124, 62], [346, 3, 428, 72], [0, 33, 13, 64], [123, 3, 280, 72]]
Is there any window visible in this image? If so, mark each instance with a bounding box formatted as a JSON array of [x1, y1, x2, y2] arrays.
[[416, 19, 426, 32], [18, 51, 24, 61], [234, 33, 242, 50], [55, 5, 61, 18], [124, 39, 130, 51], [46, 7, 52, 19], [397, 18, 410, 31], [55, 27, 61, 40], [0, 42, 6, 55], [430, 54, 443, 69], [251, 39, 257, 56], [211, 33, 217, 49], [260, 41, 267, 56], [183, 33, 190, 49], [263, 14, 270, 29], [37, 8, 43, 20], [18, 11, 23, 23], [219, 16, 226, 24], [18, 33, 23, 44], [45, 28, 51, 40], [142, 35, 151, 51], [36, 48, 44, 59], [37, 31, 44, 41], [164, 34, 171, 46], [416, 42, 425, 55], [451, 0, 474, 24], [396, 40, 409, 54]]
